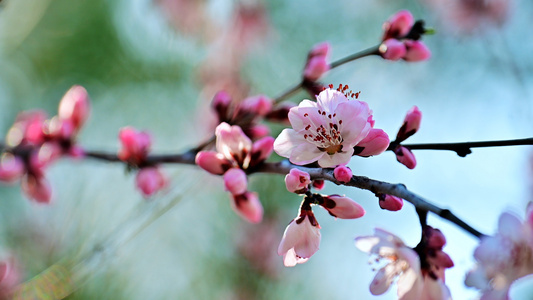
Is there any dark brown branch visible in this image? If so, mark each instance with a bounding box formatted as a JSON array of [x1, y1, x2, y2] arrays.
[[389, 137, 533, 157]]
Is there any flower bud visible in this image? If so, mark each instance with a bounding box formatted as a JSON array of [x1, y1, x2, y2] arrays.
[[223, 168, 248, 196], [333, 165, 352, 183], [135, 167, 167, 197], [21, 174, 52, 204], [404, 40, 431, 62], [394, 146, 417, 169], [231, 192, 263, 223], [321, 195, 365, 219], [240, 95, 273, 116], [58, 85, 90, 132], [211, 91, 232, 121], [312, 179, 325, 190], [382, 10, 415, 40], [118, 127, 152, 164], [378, 194, 404, 211], [303, 42, 331, 81], [397, 106, 422, 141], [284, 168, 311, 194], [355, 129, 390, 157], [379, 39, 407, 61], [195, 151, 232, 175]]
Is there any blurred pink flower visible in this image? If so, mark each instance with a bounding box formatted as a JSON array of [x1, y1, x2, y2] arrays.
[[117, 127, 152, 165], [303, 42, 331, 82], [58, 85, 90, 133], [465, 208, 533, 299], [231, 191, 263, 224], [135, 167, 167, 197], [274, 88, 373, 167], [284, 168, 311, 194], [223, 168, 248, 196]]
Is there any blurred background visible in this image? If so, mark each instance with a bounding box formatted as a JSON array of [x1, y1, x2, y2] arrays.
[[0, 0, 532, 299]]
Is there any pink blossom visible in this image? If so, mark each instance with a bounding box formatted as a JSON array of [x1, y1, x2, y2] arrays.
[[117, 127, 152, 165], [465, 210, 533, 299], [320, 195, 365, 219], [211, 90, 232, 122], [58, 85, 90, 132], [355, 228, 452, 299], [135, 167, 167, 197], [395, 146, 417, 169], [223, 168, 248, 195], [196, 122, 274, 173], [354, 129, 390, 157], [333, 165, 352, 183], [0, 257, 21, 299], [378, 194, 404, 211], [231, 191, 263, 224], [278, 207, 321, 267], [284, 168, 311, 194], [303, 42, 331, 81], [0, 154, 24, 183], [312, 179, 325, 190], [274, 88, 373, 168]]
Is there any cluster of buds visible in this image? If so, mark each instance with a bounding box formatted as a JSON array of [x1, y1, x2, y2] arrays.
[[379, 10, 431, 62], [211, 91, 293, 140], [392, 106, 422, 169], [0, 86, 90, 203], [117, 127, 167, 197], [278, 192, 365, 267], [195, 122, 274, 223]]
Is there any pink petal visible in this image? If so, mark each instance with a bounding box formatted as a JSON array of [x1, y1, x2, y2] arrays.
[[240, 94, 273, 116], [356, 129, 390, 157], [397, 267, 423, 300], [316, 148, 353, 168], [379, 194, 404, 211], [223, 168, 248, 195], [336, 100, 371, 145], [195, 151, 232, 175], [251, 136, 275, 163], [370, 264, 396, 295], [231, 192, 263, 223], [215, 122, 252, 165], [0, 153, 24, 183], [383, 10, 415, 40], [404, 41, 431, 62], [136, 167, 167, 197], [395, 146, 417, 169], [21, 175, 52, 204], [315, 89, 348, 113]]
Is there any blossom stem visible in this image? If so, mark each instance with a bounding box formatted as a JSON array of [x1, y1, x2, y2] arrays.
[[389, 137, 533, 157]]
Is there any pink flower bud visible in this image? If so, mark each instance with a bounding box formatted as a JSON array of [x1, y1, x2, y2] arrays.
[[355, 129, 390, 157], [135, 167, 167, 197], [21, 174, 52, 204], [118, 127, 152, 163], [379, 39, 407, 61], [404, 40, 431, 62], [67, 145, 86, 158], [285, 168, 311, 194], [251, 136, 275, 164], [277, 209, 321, 267], [430, 250, 454, 269], [240, 95, 273, 116], [303, 42, 331, 81], [211, 91, 232, 121], [265, 103, 294, 124], [195, 151, 232, 175], [223, 168, 248, 195], [383, 10, 414, 40], [58, 85, 90, 132], [0, 154, 24, 183], [394, 146, 417, 169], [231, 191, 263, 223], [426, 227, 447, 249], [378, 194, 404, 211], [333, 165, 352, 183], [397, 106, 422, 141], [312, 179, 325, 190], [321, 195, 365, 219]]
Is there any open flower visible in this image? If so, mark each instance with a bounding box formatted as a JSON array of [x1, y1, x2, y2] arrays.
[[465, 208, 533, 299], [278, 204, 321, 267], [356, 228, 452, 299], [274, 88, 373, 167]]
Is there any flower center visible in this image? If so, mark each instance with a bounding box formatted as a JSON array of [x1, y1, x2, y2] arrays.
[[302, 110, 344, 154]]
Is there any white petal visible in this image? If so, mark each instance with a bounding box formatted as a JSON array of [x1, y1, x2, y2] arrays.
[[369, 264, 396, 295], [317, 148, 354, 168], [273, 129, 306, 158], [498, 212, 524, 243], [397, 267, 423, 300], [290, 142, 325, 165]]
